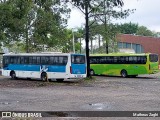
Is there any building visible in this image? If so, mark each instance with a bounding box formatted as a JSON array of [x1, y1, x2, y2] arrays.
[[117, 34, 160, 57]]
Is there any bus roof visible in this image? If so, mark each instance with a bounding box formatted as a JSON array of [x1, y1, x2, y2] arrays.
[[90, 53, 156, 56], [3, 53, 85, 56]]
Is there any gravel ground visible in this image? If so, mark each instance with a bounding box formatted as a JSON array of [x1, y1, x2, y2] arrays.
[[0, 73, 160, 120]]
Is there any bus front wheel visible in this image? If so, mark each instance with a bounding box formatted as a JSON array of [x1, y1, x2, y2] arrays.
[[90, 69, 95, 76], [121, 70, 128, 78], [41, 72, 48, 82]]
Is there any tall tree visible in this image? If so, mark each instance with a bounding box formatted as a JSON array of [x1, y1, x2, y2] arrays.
[[70, 0, 128, 77], [91, 1, 134, 53]]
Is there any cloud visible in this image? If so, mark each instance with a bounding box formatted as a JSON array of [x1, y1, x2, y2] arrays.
[[67, 0, 160, 32], [67, 9, 85, 29], [121, 0, 160, 31]]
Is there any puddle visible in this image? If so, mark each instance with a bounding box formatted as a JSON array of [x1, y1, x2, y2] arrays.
[[80, 102, 113, 110], [0, 100, 19, 105], [0, 102, 11, 105]]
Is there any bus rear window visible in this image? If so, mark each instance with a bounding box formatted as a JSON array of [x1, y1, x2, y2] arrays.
[[71, 55, 85, 64], [149, 54, 158, 62]]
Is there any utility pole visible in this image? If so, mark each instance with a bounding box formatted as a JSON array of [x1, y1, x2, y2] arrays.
[[72, 29, 75, 53]]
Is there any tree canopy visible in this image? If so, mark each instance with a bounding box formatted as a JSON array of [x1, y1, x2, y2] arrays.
[[0, 0, 70, 52]]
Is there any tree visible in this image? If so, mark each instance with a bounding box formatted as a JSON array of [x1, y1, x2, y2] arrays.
[[91, 1, 134, 53], [136, 26, 154, 36], [70, 0, 128, 77], [117, 22, 138, 34], [0, 0, 70, 52]]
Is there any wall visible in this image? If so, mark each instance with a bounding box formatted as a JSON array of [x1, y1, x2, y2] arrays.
[[117, 34, 160, 55]]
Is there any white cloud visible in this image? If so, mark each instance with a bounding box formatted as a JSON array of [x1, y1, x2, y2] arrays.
[[118, 0, 160, 32], [67, 0, 160, 32], [67, 8, 85, 29]]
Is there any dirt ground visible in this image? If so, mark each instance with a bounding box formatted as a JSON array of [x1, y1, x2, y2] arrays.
[[0, 73, 160, 120]]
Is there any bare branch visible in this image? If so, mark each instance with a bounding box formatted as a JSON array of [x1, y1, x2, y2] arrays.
[[88, 18, 97, 28], [69, 1, 85, 15]]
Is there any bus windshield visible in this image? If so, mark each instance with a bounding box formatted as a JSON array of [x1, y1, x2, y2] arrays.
[[71, 55, 85, 64], [149, 54, 158, 62]]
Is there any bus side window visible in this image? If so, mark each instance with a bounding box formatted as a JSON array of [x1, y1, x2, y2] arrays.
[[29, 57, 33, 64], [37, 57, 41, 65], [41, 56, 49, 65], [96, 57, 100, 64], [3, 56, 9, 67], [141, 56, 147, 64], [59, 57, 64, 65], [90, 57, 95, 64], [107, 56, 113, 64], [10, 56, 17, 64], [53, 56, 59, 65], [49, 57, 54, 65], [24, 56, 28, 64], [32, 56, 37, 64], [120, 56, 126, 64], [137, 56, 141, 64], [17, 56, 20, 64], [124, 56, 129, 64], [99, 57, 106, 64], [133, 56, 137, 64], [63, 56, 68, 65], [114, 57, 118, 63], [20, 56, 25, 64]]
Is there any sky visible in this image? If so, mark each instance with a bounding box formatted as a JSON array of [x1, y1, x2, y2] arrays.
[[67, 0, 160, 32]]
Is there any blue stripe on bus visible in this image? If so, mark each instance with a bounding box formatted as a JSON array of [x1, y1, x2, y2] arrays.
[[4, 64, 66, 72], [71, 64, 86, 74]]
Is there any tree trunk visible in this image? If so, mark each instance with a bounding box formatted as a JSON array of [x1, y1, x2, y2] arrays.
[[91, 38, 93, 54], [26, 17, 29, 53], [85, 1, 90, 78], [104, 0, 109, 54], [98, 34, 101, 53], [26, 28, 29, 53], [80, 38, 82, 53]]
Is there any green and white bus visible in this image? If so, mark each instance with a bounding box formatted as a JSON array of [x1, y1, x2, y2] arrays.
[[90, 53, 159, 77]]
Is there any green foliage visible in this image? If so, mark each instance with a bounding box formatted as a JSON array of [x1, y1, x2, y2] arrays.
[[136, 26, 154, 36], [116, 22, 138, 34], [0, 0, 70, 53], [116, 22, 159, 37]]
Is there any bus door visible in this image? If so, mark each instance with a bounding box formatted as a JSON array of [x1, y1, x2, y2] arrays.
[[149, 54, 159, 72], [70, 55, 86, 77]]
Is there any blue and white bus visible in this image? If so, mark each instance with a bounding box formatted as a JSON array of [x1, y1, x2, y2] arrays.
[[2, 53, 86, 82]]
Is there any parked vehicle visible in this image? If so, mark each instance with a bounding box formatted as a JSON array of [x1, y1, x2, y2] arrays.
[[90, 53, 159, 77], [2, 53, 86, 81]]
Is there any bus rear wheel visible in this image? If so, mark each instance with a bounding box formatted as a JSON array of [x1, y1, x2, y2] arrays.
[[121, 70, 128, 78], [41, 72, 48, 82], [10, 71, 17, 80]]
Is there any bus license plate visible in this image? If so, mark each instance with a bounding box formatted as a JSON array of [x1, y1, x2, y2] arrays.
[[76, 75, 82, 78]]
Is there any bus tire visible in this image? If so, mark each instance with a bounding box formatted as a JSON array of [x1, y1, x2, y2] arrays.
[[10, 71, 17, 80], [90, 69, 95, 76], [41, 72, 48, 82], [56, 79, 64, 82], [121, 70, 128, 78]]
